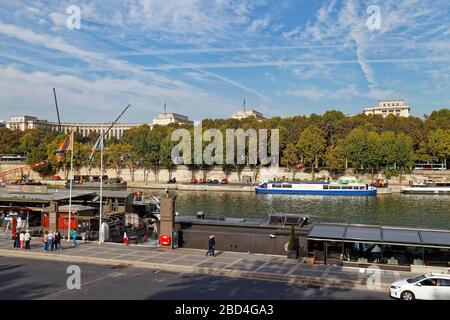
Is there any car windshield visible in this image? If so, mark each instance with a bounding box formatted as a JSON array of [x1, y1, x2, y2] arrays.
[[407, 275, 427, 284]]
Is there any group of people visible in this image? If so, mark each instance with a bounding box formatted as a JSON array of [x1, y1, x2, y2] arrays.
[[12, 230, 31, 250], [12, 228, 80, 252], [42, 230, 63, 252]]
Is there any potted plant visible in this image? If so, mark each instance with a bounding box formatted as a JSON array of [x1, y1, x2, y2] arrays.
[[287, 225, 299, 259]]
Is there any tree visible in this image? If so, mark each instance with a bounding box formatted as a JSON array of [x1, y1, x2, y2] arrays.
[[121, 144, 139, 181], [160, 137, 176, 180], [344, 128, 368, 172], [297, 125, 326, 180], [378, 131, 397, 169], [105, 143, 125, 178], [428, 129, 450, 167], [287, 225, 298, 251], [26, 144, 54, 177], [395, 133, 414, 182], [365, 131, 381, 182], [281, 143, 300, 180], [325, 142, 347, 174]]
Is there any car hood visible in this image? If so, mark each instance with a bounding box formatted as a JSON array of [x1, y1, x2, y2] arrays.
[[391, 279, 411, 287]]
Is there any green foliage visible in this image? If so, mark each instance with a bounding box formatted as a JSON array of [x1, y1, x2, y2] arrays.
[[287, 226, 297, 251], [1, 108, 448, 180]]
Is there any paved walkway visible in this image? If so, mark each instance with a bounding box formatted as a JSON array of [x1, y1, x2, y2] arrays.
[[0, 237, 416, 291]]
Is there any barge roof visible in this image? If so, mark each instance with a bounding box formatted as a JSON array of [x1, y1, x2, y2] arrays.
[[308, 223, 450, 248], [0, 188, 96, 202]]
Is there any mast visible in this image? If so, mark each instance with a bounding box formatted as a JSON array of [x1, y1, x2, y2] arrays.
[[67, 130, 74, 242], [53, 88, 62, 133], [98, 130, 104, 244]]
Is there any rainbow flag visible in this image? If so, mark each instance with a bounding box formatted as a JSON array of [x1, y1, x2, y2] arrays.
[[55, 131, 73, 162], [88, 133, 104, 162]]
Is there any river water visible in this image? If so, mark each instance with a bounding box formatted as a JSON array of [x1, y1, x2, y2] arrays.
[[138, 190, 450, 229]]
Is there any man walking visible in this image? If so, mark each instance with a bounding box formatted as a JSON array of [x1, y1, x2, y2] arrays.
[[205, 235, 216, 256], [25, 230, 31, 250], [47, 231, 54, 251]]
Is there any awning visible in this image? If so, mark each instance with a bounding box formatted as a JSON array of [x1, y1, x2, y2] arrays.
[[307, 223, 450, 248]]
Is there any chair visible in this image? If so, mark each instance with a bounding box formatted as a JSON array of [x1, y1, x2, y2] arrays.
[[413, 259, 424, 266], [387, 257, 399, 265]]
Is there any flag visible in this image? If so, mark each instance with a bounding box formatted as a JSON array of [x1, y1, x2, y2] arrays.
[[88, 133, 104, 162], [55, 131, 73, 162]]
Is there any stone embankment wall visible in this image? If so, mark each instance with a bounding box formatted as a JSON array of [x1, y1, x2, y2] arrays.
[[1, 162, 449, 185]]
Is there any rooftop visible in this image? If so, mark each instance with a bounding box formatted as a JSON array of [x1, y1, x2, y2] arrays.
[[308, 223, 450, 248], [0, 188, 96, 202]]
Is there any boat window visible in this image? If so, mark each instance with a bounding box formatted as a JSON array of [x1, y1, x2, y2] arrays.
[[323, 185, 329, 189], [342, 186, 353, 190], [285, 217, 300, 225], [329, 186, 340, 190], [282, 184, 292, 188], [272, 184, 282, 188], [360, 186, 365, 190], [268, 215, 283, 225]]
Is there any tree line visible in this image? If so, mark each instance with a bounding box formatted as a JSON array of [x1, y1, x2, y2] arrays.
[[0, 108, 448, 181]]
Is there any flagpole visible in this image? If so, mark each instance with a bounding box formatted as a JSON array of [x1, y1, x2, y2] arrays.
[[99, 130, 104, 244], [68, 131, 74, 242]]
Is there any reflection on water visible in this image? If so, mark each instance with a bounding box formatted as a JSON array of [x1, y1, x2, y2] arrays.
[[135, 189, 450, 229]]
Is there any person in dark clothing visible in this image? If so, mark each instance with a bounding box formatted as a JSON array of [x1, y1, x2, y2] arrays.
[[14, 230, 20, 249], [205, 235, 216, 256], [55, 231, 62, 251]]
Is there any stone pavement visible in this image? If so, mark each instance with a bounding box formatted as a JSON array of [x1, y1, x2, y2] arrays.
[[0, 236, 416, 291]]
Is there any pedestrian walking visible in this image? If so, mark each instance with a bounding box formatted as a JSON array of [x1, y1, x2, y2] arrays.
[[55, 231, 62, 251], [47, 231, 54, 251], [205, 234, 215, 256], [71, 229, 78, 246], [19, 231, 25, 249], [25, 230, 31, 250], [43, 231, 49, 252]]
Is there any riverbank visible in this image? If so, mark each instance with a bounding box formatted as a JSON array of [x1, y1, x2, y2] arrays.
[[129, 181, 401, 193], [32, 180, 404, 194]]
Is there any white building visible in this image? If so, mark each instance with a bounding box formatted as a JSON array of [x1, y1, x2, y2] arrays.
[[5, 111, 194, 139], [152, 113, 194, 126], [364, 100, 411, 118], [6, 116, 50, 131], [231, 109, 266, 121]]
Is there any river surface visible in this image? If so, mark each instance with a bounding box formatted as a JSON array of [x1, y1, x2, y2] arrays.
[[136, 189, 450, 229]]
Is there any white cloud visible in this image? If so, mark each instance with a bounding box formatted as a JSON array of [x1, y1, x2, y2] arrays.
[[49, 12, 66, 28], [247, 16, 270, 33], [282, 26, 301, 39], [0, 65, 234, 122]]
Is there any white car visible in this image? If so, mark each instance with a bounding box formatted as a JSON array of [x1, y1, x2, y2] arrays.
[[390, 273, 450, 300]]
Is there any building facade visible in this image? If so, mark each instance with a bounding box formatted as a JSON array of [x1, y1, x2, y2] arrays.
[[5, 112, 194, 139], [364, 100, 410, 118], [152, 113, 194, 126], [231, 109, 266, 121]]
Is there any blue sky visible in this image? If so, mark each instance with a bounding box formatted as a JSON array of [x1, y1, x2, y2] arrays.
[[0, 0, 449, 123]]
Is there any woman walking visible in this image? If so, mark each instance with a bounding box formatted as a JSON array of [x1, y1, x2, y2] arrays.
[[19, 231, 25, 249], [43, 231, 49, 252]]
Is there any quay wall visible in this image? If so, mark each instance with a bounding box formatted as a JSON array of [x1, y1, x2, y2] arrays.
[[2, 162, 450, 189]]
